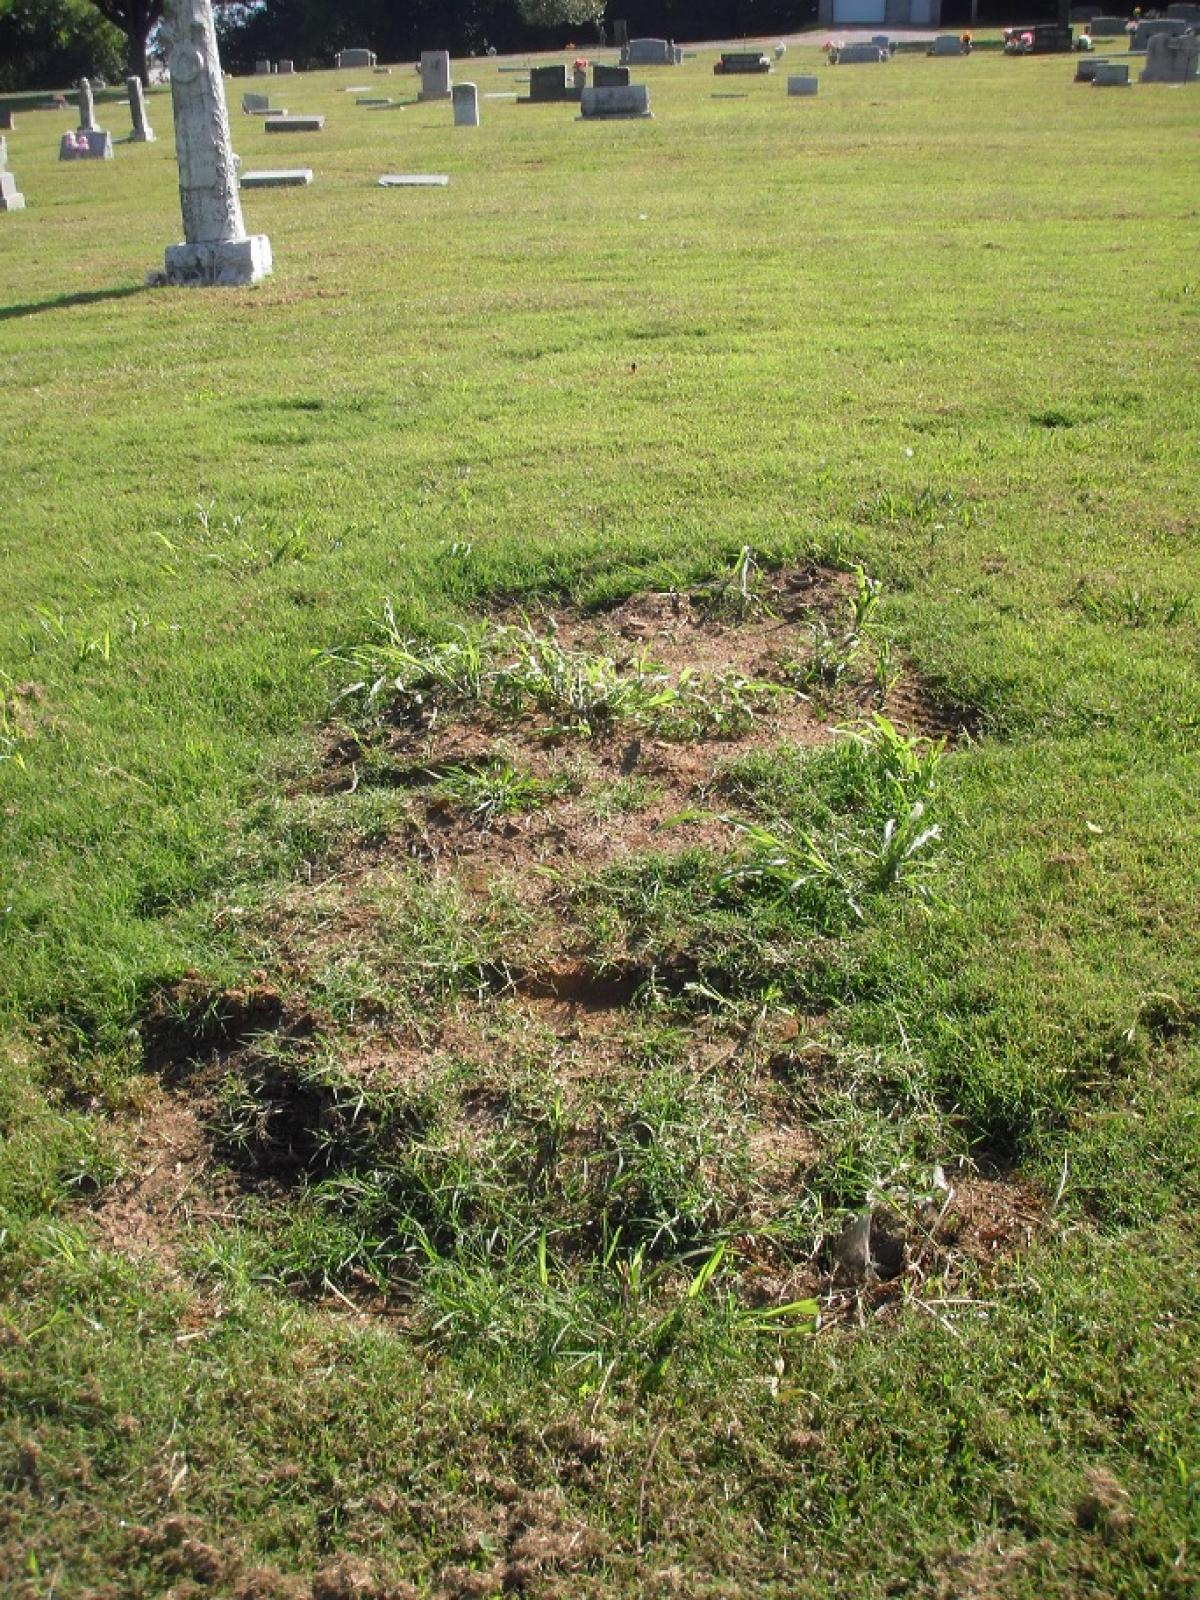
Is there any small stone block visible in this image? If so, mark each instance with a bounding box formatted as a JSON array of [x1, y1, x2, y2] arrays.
[[240, 168, 314, 187], [265, 115, 324, 132], [378, 173, 449, 186], [787, 75, 819, 94], [1092, 60, 1130, 82], [0, 112, 14, 131]]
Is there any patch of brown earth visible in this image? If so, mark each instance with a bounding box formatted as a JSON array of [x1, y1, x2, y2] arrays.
[[309, 561, 962, 895], [92, 1088, 226, 1270]]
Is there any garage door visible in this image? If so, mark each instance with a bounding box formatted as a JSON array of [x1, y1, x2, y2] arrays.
[[834, 0, 887, 21]]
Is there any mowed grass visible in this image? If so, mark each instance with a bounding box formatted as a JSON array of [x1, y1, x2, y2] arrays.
[[0, 41, 1198, 1599]]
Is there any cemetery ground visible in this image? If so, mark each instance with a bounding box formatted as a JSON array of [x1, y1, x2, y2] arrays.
[[0, 37, 1197, 1599]]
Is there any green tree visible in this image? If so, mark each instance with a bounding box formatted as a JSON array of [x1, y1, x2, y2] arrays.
[[84, 0, 161, 84], [0, 0, 125, 92], [515, 0, 604, 25]]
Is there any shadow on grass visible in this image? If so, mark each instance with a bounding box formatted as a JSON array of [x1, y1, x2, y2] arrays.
[[0, 285, 146, 322]]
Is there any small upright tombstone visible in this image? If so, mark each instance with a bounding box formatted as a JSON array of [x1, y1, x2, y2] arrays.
[[1140, 28, 1199, 78], [254, 59, 273, 75], [0, 137, 26, 211], [0, 111, 14, 131], [578, 83, 652, 118], [126, 75, 156, 141], [832, 43, 889, 64], [419, 50, 452, 99], [278, 60, 295, 74], [612, 19, 629, 48], [76, 76, 99, 132], [1131, 18, 1188, 49], [1092, 59, 1130, 82], [593, 63, 630, 86], [1089, 15, 1126, 33], [928, 34, 964, 55], [788, 75, 819, 94], [527, 64, 569, 101], [156, 0, 271, 286], [622, 38, 682, 66], [336, 47, 377, 69], [452, 82, 480, 125]]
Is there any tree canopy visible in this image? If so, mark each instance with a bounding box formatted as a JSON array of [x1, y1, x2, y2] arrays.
[[0, 0, 125, 91]]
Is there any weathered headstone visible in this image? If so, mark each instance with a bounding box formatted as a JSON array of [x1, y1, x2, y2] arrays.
[[622, 38, 682, 66], [1092, 59, 1131, 82], [452, 82, 480, 125], [1089, 16, 1127, 34], [76, 77, 99, 132], [254, 59, 272, 75], [527, 64, 570, 101], [240, 168, 313, 187], [612, 19, 629, 48], [593, 63, 630, 87], [1004, 23, 1074, 51], [832, 43, 889, 64], [1131, 18, 1188, 49], [788, 75, 819, 94], [1140, 29, 1199, 79], [126, 75, 156, 141], [60, 128, 113, 159], [265, 115, 324, 132], [336, 48, 377, 69], [157, 0, 271, 287], [1074, 54, 1110, 79], [1165, 2, 1200, 17], [0, 136, 26, 211], [278, 59, 295, 74], [714, 52, 771, 74], [0, 111, 14, 132], [578, 83, 652, 118], [928, 35, 964, 55], [419, 50, 452, 100], [871, 35, 894, 51], [242, 92, 270, 112]]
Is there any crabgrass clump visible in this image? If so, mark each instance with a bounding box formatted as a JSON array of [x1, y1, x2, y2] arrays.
[[431, 758, 572, 827]]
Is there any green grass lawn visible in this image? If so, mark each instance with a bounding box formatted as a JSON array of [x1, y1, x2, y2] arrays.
[[0, 39, 1197, 1599]]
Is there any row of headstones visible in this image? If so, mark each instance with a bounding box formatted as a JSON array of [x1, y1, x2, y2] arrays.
[[1063, 15, 1196, 46], [254, 59, 297, 75], [58, 75, 154, 160], [1076, 29, 1198, 79]]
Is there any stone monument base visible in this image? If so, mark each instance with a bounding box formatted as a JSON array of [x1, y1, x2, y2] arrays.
[[160, 235, 273, 286]]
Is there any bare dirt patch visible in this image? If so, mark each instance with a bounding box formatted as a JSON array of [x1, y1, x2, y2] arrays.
[[311, 561, 961, 893], [99, 565, 1035, 1323], [92, 1088, 219, 1270]]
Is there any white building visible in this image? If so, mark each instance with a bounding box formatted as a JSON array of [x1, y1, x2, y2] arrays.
[[818, 0, 943, 26]]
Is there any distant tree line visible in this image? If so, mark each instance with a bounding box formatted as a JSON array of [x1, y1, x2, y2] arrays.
[[213, 0, 815, 72], [0, 0, 816, 93]]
